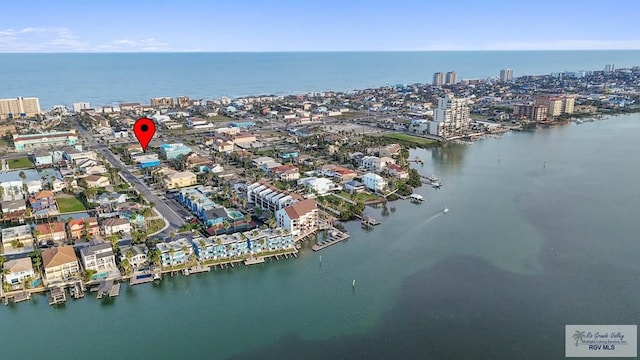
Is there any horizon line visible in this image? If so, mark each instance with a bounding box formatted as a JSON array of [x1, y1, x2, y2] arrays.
[[1, 49, 640, 55]]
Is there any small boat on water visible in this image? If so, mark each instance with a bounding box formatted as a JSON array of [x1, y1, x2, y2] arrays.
[[432, 182, 442, 189], [575, 119, 584, 124], [410, 194, 424, 203], [427, 175, 439, 182], [443, 207, 449, 214]]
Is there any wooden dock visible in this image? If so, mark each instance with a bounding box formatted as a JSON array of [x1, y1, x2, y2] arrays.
[[129, 272, 156, 286], [244, 257, 265, 266], [70, 282, 85, 299], [361, 216, 380, 228], [49, 287, 66, 306], [312, 229, 351, 251], [188, 266, 211, 274], [96, 280, 120, 299]]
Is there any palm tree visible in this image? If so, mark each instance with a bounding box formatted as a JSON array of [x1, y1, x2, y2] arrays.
[[18, 171, 26, 181], [168, 248, 176, 266], [0, 255, 7, 270], [223, 221, 231, 234], [572, 330, 586, 346]]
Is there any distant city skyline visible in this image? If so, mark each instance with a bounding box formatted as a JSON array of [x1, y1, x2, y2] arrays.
[[0, 0, 639, 53]]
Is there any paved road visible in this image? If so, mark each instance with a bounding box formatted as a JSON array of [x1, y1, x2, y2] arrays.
[[73, 119, 184, 239]]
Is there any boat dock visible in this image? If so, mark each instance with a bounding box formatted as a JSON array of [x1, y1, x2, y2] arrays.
[[407, 158, 424, 164], [312, 228, 351, 251], [3, 291, 31, 305], [49, 287, 66, 306], [96, 280, 120, 299], [70, 281, 85, 299], [244, 257, 265, 266], [188, 265, 211, 274], [129, 272, 156, 286], [361, 215, 380, 228]]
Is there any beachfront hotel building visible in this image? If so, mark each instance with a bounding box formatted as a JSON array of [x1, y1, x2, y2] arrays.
[[12, 130, 78, 151], [432, 72, 445, 86], [0, 97, 41, 119], [535, 95, 575, 117], [513, 104, 548, 122], [445, 71, 457, 85], [151, 97, 175, 108], [427, 94, 471, 137], [500, 68, 513, 82]]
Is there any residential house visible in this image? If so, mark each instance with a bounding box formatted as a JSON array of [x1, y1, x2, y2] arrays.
[[211, 139, 234, 153], [185, 154, 213, 172], [319, 165, 357, 183], [42, 246, 80, 285], [163, 170, 197, 190], [344, 180, 366, 194], [119, 244, 148, 269], [276, 199, 319, 238], [80, 242, 118, 280], [385, 163, 409, 179], [75, 158, 107, 175], [157, 238, 194, 267], [68, 217, 100, 240], [34, 222, 67, 245], [247, 180, 303, 212], [1, 224, 34, 254], [231, 133, 257, 147], [272, 164, 300, 181], [83, 174, 110, 188], [362, 173, 387, 192], [1, 199, 27, 221], [0, 170, 42, 200], [3, 258, 35, 286], [159, 143, 192, 160], [102, 217, 131, 235], [92, 192, 128, 208], [297, 177, 340, 195], [361, 156, 395, 171], [29, 190, 59, 217], [32, 149, 53, 168]]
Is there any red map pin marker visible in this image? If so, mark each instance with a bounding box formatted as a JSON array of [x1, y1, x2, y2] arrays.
[[133, 117, 156, 152]]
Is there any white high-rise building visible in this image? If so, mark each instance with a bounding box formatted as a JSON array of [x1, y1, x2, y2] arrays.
[[604, 64, 615, 73], [432, 72, 445, 86], [0, 97, 41, 119], [500, 68, 513, 82], [429, 94, 471, 138], [445, 71, 457, 85]]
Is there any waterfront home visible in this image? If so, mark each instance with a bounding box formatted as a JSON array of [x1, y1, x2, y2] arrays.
[[102, 217, 131, 235], [119, 244, 148, 269], [344, 180, 366, 194], [162, 170, 197, 190], [80, 242, 118, 280], [83, 174, 110, 188], [276, 199, 319, 238], [3, 257, 35, 286], [385, 163, 409, 179], [35, 222, 67, 245], [247, 180, 303, 212], [244, 228, 295, 252], [1, 224, 34, 254], [68, 217, 100, 240], [157, 238, 194, 267], [1, 199, 27, 221], [362, 173, 387, 192], [42, 246, 80, 285], [29, 190, 59, 217], [297, 177, 340, 195]]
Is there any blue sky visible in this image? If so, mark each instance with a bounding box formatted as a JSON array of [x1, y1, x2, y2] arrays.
[[1, 0, 638, 52]]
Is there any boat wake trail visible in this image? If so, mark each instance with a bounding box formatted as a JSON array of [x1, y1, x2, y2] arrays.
[[424, 211, 444, 224]]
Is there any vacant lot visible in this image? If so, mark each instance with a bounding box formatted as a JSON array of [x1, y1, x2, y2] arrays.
[[8, 157, 35, 169], [383, 133, 438, 147], [56, 195, 87, 213]]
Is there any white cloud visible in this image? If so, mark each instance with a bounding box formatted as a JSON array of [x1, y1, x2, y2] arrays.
[[0, 27, 172, 52]]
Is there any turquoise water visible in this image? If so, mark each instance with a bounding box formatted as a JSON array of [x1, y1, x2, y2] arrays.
[[1, 51, 640, 109], [2, 115, 639, 359]]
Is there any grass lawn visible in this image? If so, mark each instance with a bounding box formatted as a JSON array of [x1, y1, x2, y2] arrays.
[[209, 115, 236, 122], [382, 133, 438, 147], [146, 219, 166, 233], [8, 157, 35, 169], [339, 191, 381, 203], [56, 195, 87, 213], [0, 139, 10, 148]]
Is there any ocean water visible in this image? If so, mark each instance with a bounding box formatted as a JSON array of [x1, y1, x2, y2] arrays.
[[1, 51, 640, 109], [1, 114, 639, 359]]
